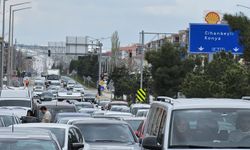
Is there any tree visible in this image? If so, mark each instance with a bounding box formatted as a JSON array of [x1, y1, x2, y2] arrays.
[[111, 31, 120, 71], [181, 52, 250, 98], [145, 42, 195, 97], [224, 13, 250, 62]]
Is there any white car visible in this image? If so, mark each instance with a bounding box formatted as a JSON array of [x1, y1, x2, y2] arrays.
[[14, 123, 89, 150], [0, 97, 32, 118], [67, 80, 76, 89], [142, 98, 250, 150], [73, 85, 85, 95]]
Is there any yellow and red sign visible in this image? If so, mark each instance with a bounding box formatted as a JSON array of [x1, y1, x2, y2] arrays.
[[205, 12, 221, 24]]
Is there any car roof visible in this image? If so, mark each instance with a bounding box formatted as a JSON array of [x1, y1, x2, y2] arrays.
[[37, 101, 75, 107], [0, 128, 53, 140], [14, 123, 74, 129], [153, 98, 250, 110], [75, 102, 92, 104], [110, 101, 128, 104], [121, 117, 145, 121], [56, 112, 90, 116], [0, 98, 31, 101], [131, 104, 150, 108], [72, 118, 128, 125]]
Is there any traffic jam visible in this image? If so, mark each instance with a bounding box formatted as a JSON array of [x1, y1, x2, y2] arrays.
[[1, 71, 250, 150]]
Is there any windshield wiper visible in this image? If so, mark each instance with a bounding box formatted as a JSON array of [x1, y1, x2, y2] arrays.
[[170, 145, 215, 149], [94, 139, 129, 143]]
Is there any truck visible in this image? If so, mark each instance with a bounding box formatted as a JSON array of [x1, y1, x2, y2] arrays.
[[46, 69, 61, 87]]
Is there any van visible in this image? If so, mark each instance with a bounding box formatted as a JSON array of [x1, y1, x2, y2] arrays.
[[142, 98, 250, 150]]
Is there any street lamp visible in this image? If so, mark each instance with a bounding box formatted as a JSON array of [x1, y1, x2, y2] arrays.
[[0, 0, 9, 88], [7, 2, 31, 85], [237, 4, 250, 10], [11, 7, 32, 77]]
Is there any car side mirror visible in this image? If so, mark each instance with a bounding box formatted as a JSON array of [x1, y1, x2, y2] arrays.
[[142, 136, 162, 150], [72, 143, 84, 150]]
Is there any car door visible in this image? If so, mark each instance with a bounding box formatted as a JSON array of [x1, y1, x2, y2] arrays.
[[68, 127, 83, 150]]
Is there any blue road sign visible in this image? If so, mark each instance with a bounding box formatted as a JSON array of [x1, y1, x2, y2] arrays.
[[189, 24, 243, 54]]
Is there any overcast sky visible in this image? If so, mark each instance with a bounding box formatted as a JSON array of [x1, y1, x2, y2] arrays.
[[4, 0, 250, 49]]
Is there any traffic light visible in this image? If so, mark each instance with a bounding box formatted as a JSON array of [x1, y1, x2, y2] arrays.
[[48, 50, 51, 57]]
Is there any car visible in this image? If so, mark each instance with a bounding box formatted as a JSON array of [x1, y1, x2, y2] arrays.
[[142, 98, 250, 150], [33, 80, 45, 92], [34, 101, 77, 122], [49, 80, 61, 89], [71, 119, 140, 150], [57, 117, 93, 124], [47, 85, 60, 97], [75, 102, 95, 111], [39, 91, 54, 102], [97, 99, 111, 109], [106, 101, 128, 110], [78, 108, 97, 115], [67, 80, 76, 90], [110, 105, 130, 113], [135, 109, 149, 117], [0, 89, 32, 99], [0, 98, 32, 118], [130, 103, 150, 115], [0, 128, 62, 150], [121, 117, 145, 132], [73, 84, 85, 94], [57, 91, 83, 102], [84, 93, 96, 103], [14, 123, 87, 150], [156, 96, 173, 102], [54, 112, 91, 123], [104, 111, 133, 118]]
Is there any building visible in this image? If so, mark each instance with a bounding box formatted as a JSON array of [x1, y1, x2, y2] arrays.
[[146, 29, 189, 51]]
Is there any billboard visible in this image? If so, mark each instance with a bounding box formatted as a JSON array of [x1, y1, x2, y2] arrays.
[[189, 24, 243, 54], [66, 36, 88, 55]]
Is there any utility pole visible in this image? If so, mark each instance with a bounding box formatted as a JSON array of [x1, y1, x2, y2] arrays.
[[139, 31, 174, 90], [1, 0, 8, 88], [98, 41, 103, 84], [140, 30, 144, 89]]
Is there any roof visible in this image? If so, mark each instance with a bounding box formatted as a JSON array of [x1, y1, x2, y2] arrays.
[[121, 117, 145, 121], [14, 123, 74, 129], [72, 119, 128, 125], [0, 128, 53, 140], [37, 101, 75, 107], [154, 98, 250, 110], [131, 104, 150, 108]]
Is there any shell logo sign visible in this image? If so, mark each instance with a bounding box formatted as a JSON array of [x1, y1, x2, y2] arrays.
[[205, 12, 221, 24]]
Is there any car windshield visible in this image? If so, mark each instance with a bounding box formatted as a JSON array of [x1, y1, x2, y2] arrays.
[[0, 139, 59, 150], [170, 109, 250, 148], [0, 115, 13, 126], [35, 82, 44, 86], [75, 123, 135, 143], [125, 120, 143, 131], [1, 91, 29, 98], [39, 128, 65, 148], [38, 107, 76, 121], [41, 92, 54, 98], [47, 75, 60, 80], [76, 103, 94, 109], [0, 100, 31, 108]]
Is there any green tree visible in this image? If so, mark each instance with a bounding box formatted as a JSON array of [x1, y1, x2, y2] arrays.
[[181, 52, 250, 98], [145, 42, 195, 97], [224, 13, 250, 62], [111, 31, 120, 70]]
